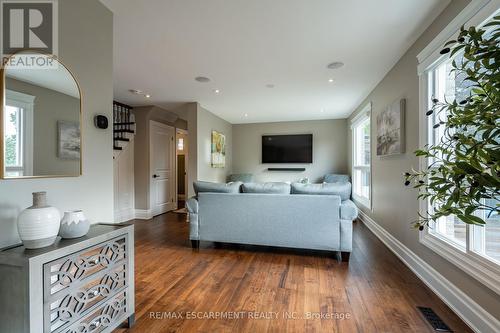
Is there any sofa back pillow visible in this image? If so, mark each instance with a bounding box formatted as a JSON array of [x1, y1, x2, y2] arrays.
[[241, 182, 291, 194], [291, 182, 351, 201], [193, 181, 242, 196], [323, 174, 350, 183], [227, 173, 254, 183]]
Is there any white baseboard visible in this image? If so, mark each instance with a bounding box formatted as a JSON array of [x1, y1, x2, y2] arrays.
[[357, 210, 500, 333], [114, 208, 136, 223], [114, 208, 154, 221], [134, 209, 153, 220]]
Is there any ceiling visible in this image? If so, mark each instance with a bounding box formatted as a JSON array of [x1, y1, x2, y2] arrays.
[[102, 0, 449, 124]]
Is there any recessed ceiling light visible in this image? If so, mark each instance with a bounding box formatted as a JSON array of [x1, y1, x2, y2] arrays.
[[328, 78, 334, 83], [265, 84, 275, 88], [244, 113, 248, 117], [214, 89, 220, 94], [195, 76, 211, 83], [320, 109, 325, 113], [129, 89, 151, 98], [327, 61, 344, 69]]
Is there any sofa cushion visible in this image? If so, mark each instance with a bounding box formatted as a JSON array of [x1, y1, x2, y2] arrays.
[[227, 173, 254, 183], [242, 182, 291, 194], [291, 182, 351, 201], [193, 181, 242, 196], [324, 174, 350, 183], [340, 200, 358, 220]]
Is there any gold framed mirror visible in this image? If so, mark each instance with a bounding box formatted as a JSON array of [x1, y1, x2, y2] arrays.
[[0, 52, 82, 179]]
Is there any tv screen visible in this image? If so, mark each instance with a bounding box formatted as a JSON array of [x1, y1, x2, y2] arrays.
[[262, 134, 313, 163]]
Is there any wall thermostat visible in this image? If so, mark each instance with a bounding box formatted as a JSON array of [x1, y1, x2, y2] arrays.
[[94, 115, 109, 129]]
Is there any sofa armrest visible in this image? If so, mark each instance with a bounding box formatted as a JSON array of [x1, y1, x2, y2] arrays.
[[339, 219, 353, 252], [340, 200, 358, 221], [186, 197, 199, 213], [339, 200, 357, 253], [187, 197, 199, 240], [324, 174, 350, 183]]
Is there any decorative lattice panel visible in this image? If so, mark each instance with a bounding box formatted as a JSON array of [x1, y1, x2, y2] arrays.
[[44, 237, 127, 298], [63, 291, 127, 333], [47, 263, 127, 332]]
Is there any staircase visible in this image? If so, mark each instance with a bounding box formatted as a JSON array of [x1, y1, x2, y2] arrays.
[[113, 101, 135, 158]]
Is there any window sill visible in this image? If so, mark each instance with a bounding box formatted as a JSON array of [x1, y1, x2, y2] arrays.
[[352, 195, 371, 210], [420, 232, 500, 295]]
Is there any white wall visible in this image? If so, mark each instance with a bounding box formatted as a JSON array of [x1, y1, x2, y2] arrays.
[[172, 102, 233, 196], [0, 0, 114, 248], [197, 105, 232, 183], [114, 141, 135, 222], [232, 119, 348, 183], [348, 0, 500, 320]]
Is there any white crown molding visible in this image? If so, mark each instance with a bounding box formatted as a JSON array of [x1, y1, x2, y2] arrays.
[[357, 210, 500, 333]]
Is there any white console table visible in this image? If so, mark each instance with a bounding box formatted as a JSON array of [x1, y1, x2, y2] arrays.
[[0, 224, 135, 333]]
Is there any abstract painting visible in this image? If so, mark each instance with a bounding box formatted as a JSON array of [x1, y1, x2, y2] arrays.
[[211, 130, 226, 168], [376, 98, 405, 156], [58, 121, 81, 160]]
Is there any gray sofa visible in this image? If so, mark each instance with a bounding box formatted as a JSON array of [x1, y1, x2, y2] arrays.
[[187, 176, 358, 261]]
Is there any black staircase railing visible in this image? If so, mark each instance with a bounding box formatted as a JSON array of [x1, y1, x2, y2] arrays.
[[113, 101, 134, 150]]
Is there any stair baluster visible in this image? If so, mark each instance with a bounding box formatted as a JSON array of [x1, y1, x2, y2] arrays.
[[113, 101, 135, 151]]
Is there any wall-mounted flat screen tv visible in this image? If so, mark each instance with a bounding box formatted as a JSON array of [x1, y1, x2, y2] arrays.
[[262, 134, 313, 163]]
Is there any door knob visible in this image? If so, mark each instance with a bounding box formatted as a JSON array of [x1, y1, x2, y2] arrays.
[[153, 174, 159, 178]]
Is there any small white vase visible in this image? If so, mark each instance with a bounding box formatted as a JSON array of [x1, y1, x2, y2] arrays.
[[17, 192, 60, 249], [59, 210, 90, 239]]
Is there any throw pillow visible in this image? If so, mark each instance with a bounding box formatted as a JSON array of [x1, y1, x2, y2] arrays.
[[241, 182, 291, 194], [193, 181, 242, 196], [291, 182, 351, 200]]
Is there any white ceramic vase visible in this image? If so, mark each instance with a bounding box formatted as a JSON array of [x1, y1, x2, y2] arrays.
[[17, 192, 60, 249], [59, 210, 90, 239]]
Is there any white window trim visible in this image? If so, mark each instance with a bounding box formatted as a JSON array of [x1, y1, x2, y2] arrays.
[[5, 89, 35, 176], [417, 0, 500, 294], [351, 102, 372, 209], [417, 0, 497, 74]]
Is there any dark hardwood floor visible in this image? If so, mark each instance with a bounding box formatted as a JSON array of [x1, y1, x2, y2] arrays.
[[115, 212, 472, 333]]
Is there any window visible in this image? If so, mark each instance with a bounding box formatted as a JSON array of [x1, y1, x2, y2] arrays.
[[417, 1, 500, 294], [177, 137, 184, 151], [3, 90, 34, 177], [426, 58, 469, 249], [472, 200, 500, 263], [351, 103, 371, 208], [5, 105, 24, 176], [426, 31, 499, 259]]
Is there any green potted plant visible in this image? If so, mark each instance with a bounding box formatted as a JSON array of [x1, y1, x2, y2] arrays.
[[405, 18, 500, 230]]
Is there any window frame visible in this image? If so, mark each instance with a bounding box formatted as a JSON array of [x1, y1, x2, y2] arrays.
[[417, 0, 500, 295], [4, 89, 35, 177], [351, 102, 372, 209]]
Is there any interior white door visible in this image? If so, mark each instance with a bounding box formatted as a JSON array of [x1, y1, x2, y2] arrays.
[[150, 121, 176, 216]]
